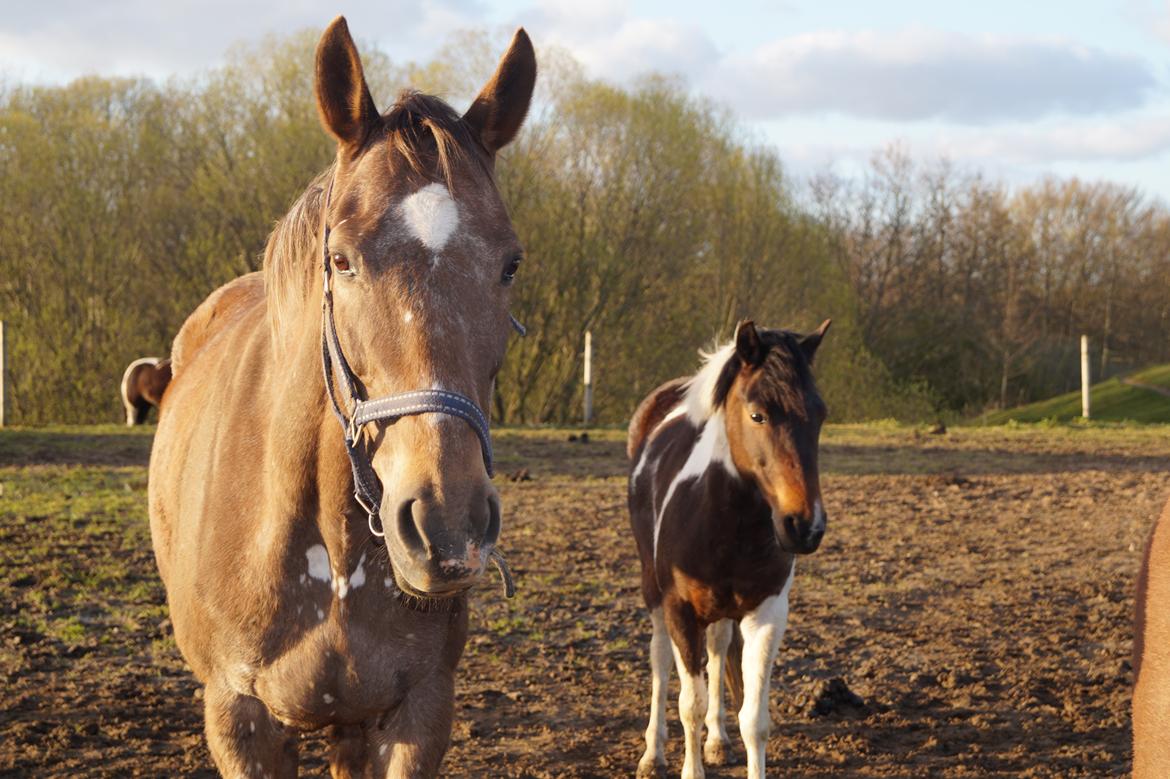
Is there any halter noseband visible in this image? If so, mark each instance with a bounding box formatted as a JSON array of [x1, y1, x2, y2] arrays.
[[319, 175, 496, 538]]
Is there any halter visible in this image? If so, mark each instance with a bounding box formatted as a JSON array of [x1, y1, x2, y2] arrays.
[[318, 175, 503, 539]]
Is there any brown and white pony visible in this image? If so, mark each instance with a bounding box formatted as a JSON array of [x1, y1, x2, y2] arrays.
[[120, 357, 172, 425], [627, 319, 831, 779], [1134, 497, 1170, 776], [148, 18, 535, 778]]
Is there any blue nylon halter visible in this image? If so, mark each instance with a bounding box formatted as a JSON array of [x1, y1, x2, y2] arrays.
[[318, 176, 501, 537]]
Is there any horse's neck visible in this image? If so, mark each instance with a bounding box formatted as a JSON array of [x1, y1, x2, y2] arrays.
[[264, 305, 367, 572]]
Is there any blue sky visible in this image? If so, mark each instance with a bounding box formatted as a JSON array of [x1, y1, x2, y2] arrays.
[[2, 0, 1168, 200]]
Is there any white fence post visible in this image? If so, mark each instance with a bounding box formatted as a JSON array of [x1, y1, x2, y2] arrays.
[[0, 320, 7, 427], [1080, 334, 1091, 420], [583, 330, 593, 426]]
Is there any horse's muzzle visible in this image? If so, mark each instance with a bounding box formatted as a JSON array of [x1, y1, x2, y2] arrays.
[[385, 491, 502, 596], [776, 511, 826, 555]]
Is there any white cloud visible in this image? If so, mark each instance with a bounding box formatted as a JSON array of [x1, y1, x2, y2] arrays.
[[711, 27, 1158, 123]]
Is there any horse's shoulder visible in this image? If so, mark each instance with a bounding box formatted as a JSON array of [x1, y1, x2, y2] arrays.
[[627, 376, 690, 460], [171, 273, 266, 376]]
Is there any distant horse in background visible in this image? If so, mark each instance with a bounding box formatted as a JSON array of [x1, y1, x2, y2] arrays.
[[148, 17, 535, 778], [120, 357, 172, 425], [1134, 497, 1170, 776], [627, 319, 831, 779]]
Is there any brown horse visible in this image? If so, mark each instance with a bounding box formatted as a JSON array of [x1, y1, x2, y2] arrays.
[[120, 357, 172, 425], [148, 17, 535, 778], [627, 319, 830, 779], [1134, 497, 1170, 776]]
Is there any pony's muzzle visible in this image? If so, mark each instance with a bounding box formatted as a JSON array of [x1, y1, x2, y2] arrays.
[[777, 510, 826, 555], [386, 488, 501, 596]]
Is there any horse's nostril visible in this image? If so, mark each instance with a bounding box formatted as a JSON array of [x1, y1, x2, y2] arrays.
[[483, 497, 501, 547], [395, 499, 427, 555]]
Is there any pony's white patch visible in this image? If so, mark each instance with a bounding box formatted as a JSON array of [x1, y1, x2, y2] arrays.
[[400, 182, 458, 252], [652, 412, 736, 559], [323, 693, 335, 704], [249, 721, 255, 734], [379, 744, 389, 757], [335, 576, 349, 600], [631, 404, 687, 484], [316, 607, 325, 620], [384, 577, 393, 589], [403, 309, 414, 324], [306, 545, 331, 582], [683, 340, 737, 425], [350, 553, 367, 589], [738, 566, 794, 779]]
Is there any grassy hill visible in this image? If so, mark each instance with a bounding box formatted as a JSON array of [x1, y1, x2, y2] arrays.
[[981, 363, 1170, 424]]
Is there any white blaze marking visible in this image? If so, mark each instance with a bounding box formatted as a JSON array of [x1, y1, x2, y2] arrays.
[[400, 182, 458, 252], [652, 412, 736, 559], [335, 576, 348, 600], [306, 545, 331, 582]]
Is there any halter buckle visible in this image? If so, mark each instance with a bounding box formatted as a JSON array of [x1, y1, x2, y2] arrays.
[[355, 491, 384, 537]]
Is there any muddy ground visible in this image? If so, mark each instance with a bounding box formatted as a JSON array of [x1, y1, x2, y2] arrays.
[[2, 423, 1168, 777]]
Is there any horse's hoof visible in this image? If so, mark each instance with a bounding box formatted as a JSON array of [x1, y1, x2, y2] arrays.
[[704, 739, 732, 766], [636, 756, 667, 779]]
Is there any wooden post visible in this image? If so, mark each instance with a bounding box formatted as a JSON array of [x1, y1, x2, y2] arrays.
[[1081, 334, 1091, 420], [583, 330, 593, 426], [0, 320, 6, 427]]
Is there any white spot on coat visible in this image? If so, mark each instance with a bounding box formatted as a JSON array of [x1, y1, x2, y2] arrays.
[[335, 576, 349, 600], [653, 413, 736, 560], [400, 182, 458, 251], [350, 553, 367, 589], [306, 545, 331, 582], [323, 693, 335, 704]]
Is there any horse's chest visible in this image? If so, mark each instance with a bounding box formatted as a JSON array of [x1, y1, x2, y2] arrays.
[[252, 596, 466, 730]]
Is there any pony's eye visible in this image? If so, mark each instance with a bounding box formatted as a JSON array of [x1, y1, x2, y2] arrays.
[[502, 254, 522, 285], [331, 252, 353, 274], [750, 411, 766, 424]]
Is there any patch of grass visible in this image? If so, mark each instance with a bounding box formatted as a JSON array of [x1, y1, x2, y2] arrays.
[[979, 363, 1170, 424]]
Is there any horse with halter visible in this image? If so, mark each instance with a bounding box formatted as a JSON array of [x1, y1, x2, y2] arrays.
[[120, 357, 172, 425], [148, 17, 535, 777], [1134, 496, 1170, 776], [627, 319, 831, 779]]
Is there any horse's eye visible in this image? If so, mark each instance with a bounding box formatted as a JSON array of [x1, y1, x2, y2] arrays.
[[502, 254, 522, 285], [331, 252, 353, 275], [750, 411, 766, 424]]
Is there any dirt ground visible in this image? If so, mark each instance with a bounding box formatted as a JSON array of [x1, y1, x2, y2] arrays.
[[2, 423, 1168, 777]]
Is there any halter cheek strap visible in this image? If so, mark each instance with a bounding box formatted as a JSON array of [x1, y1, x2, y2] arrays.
[[319, 177, 496, 537]]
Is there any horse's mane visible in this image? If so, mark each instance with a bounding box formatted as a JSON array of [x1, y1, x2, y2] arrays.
[[263, 90, 486, 334], [683, 329, 815, 424]]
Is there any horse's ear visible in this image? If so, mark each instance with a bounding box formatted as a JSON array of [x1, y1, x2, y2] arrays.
[[463, 28, 537, 154], [735, 320, 765, 367], [799, 319, 832, 363], [315, 16, 379, 151]]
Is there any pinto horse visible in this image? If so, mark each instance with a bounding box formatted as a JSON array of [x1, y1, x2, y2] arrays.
[[1134, 497, 1170, 776], [628, 319, 831, 779], [148, 18, 535, 777], [120, 357, 171, 425]]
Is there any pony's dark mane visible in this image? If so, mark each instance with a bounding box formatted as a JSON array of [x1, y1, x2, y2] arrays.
[[711, 331, 816, 419], [263, 90, 487, 334]]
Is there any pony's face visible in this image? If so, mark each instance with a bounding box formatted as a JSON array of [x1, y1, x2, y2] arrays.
[[723, 321, 830, 555], [314, 19, 535, 597]]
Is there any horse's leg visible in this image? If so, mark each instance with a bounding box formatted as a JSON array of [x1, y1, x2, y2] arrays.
[[203, 683, 298, 779], [703, 619, 733, 765], [738, 591, 790, 779], [636, 607, 671, 779], [135, 402, 150, 425], [368, 670, 456, 779], [666, 603, 707, 779], [329, 724, 368, 779]]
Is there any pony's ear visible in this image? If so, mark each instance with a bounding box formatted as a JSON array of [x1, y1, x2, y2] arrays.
[[315, 16, 379, 151], [799, 319, 832, 363], [463, 28, 537, 154], [735, 320, 765, 366]]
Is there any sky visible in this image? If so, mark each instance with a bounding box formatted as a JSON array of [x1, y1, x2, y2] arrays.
[[2, 0, 1168, 201]]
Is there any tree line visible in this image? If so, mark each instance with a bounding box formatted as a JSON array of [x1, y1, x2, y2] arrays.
[[0, 30, 1166, 425]]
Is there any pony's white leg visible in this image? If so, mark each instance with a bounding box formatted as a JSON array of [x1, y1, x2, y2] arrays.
[[703, 619, 733, 765], [738, 568, 794, 779], [672, 642, 708, 779], [637, 607, 671, 779]]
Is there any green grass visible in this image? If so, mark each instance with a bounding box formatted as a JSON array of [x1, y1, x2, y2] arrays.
[[979, 363, 1170, 424]]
